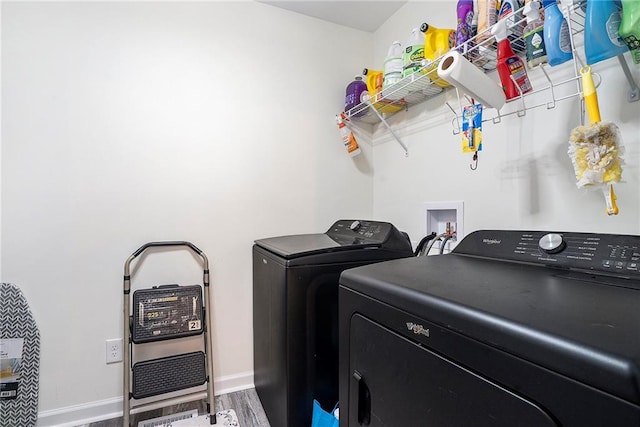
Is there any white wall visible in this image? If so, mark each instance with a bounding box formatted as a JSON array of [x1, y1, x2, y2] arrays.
[[371, 1, 640, 244], [1, 1, 373, 421], [3, 0, 640, 423]]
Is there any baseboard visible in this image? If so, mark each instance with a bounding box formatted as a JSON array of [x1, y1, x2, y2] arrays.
[[37, 371, 254, 427]]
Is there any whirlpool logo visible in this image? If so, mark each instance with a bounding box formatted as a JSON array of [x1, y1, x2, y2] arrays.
[[483, 238, 501, 245], [406, 322, 429, 337]]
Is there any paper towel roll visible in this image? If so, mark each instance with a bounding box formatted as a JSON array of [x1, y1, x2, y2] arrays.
[[437, 51, 506, 110]]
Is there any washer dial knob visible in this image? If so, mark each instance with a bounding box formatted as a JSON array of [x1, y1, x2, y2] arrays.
[[539, 233, 566, 254], [350, 220, 362, 232]]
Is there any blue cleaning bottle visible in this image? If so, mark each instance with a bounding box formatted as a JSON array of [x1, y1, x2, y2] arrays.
[[585, 0, 629, 64], [542, 0, 574, 66]]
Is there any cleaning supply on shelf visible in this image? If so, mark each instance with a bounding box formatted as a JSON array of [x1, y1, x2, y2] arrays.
[[421, 23, 457, 60], [476, 0, 498, 42], [382, 41, 403, 101], [498, 0, 526, 52], [362, 68, 404, 114], [403, 27, 426, 77], [437, 50, 506, 109], [523, 0, 548, 67], [456, 0, 476, 49], [472, 0, 480, 29], [467, 0, 488, 66], [336, 113, 361, 157], [492, 18, 533, 99], [471, 0, 499, 70], [585, 0, 628, 64], [542, 0, 573, 66], [619, 0, 640, 64], [498, 0, 520, 21], [363, 68, 383, 96], [345, 75, 368, 118], [421, 22, 456, 87], [568, 65, 624, 215], [383, 40, 404, 100]]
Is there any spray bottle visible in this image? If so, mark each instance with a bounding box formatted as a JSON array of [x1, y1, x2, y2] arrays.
[[523, 0, 548, 67], [585, 0, 628, 64], [619, 0, 640, 64], [336, 113, 361, 157], [492, 18, 533, 99], [542, 0, 573, 66]]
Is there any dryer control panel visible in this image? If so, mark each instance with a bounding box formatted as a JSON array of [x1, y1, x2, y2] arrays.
[[454, 230, 640, 277]]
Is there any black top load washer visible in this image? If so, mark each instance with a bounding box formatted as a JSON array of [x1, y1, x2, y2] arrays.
[[339, 230, 640, 427], [253, 220, 413, 427]]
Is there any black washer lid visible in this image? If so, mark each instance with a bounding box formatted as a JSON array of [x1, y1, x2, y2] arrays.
[[254, 219, 412, 260], [254, 233, 379, 259]]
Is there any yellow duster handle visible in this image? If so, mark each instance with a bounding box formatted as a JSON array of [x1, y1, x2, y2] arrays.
[[604, 184, 619, 216], [581, 66, 601, 124]]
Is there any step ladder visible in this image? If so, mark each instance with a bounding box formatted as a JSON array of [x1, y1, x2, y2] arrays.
[[122, 241, 216, 426]]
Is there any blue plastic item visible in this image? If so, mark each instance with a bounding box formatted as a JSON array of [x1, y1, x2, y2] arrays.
[[542, 0, 574, 66], [311, 400, 339, 427], [585, 0, 629, 64]]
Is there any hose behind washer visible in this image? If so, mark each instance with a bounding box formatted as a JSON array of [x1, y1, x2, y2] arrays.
[[414, 232, 437, 256]]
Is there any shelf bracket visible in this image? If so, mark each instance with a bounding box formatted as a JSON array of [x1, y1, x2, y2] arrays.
[[492, 109, 503, 124], [539, 65, 557, 110], [508, 74, 528, 118], [446, 101, 462, 135], [617, 54, 640, 103], [364, 98, 409, 156]]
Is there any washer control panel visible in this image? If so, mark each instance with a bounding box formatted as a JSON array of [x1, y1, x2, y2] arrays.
[[326, 220, 413, 253], [454, 230, 640, 277], [538, 233, 566, 254], [328, 220, 394, 244]]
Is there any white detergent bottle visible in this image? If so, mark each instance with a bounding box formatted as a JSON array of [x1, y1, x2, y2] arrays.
[[383, 40, 403, 89]]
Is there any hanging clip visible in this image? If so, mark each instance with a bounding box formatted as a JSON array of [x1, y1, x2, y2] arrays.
[[470, 151, 479, 170]]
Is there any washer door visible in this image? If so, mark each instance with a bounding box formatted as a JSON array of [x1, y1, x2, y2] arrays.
[[348, 314, 558, 426]]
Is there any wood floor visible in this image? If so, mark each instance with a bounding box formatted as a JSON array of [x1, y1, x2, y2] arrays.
[[86, 388, 270, 427]]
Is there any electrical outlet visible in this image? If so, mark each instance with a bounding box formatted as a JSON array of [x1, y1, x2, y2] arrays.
[[105, 338, 123, 364]]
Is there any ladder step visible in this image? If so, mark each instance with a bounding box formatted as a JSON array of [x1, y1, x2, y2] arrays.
[[132, 351, 206, 399], [132, 284, 204, 344]]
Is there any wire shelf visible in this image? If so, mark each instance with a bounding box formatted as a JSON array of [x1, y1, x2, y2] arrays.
[[341, 1, 637, 153]]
